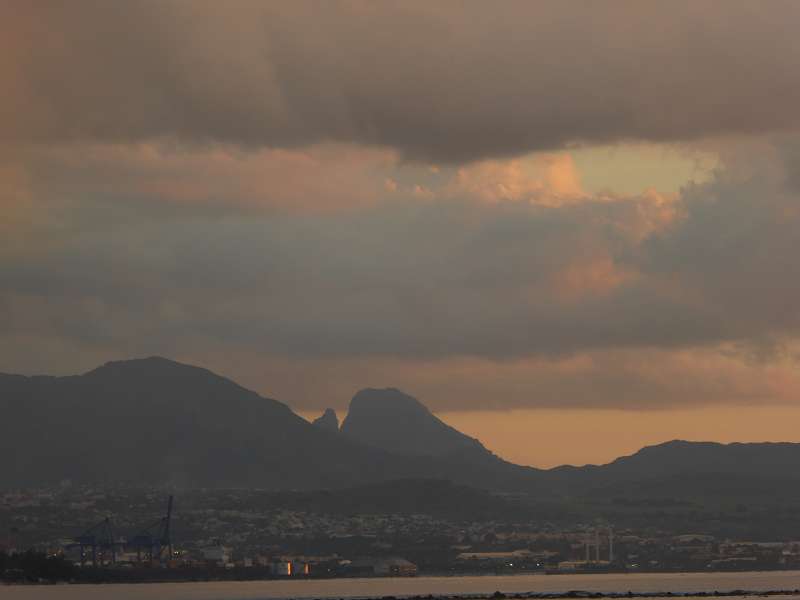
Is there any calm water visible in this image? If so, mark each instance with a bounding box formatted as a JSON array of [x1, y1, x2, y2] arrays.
[[5, 571, 800, 600]]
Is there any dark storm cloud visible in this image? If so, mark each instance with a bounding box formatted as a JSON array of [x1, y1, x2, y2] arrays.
[[3, 1, 800, 162], [643, 166, 800, 341]]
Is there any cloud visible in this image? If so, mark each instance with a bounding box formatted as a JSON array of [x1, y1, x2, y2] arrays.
[[3, 2, 800, 161], [642, 148, 800, 342], [19, 142, 397, 213], [3, 137, 799, 370], [365, 346, 800, 412], [446, 154, 586, 206], [5, 139, 676, 221], [0, 136, 800, 410], [3, 0, 800, 415], [0, 163, 34, 248]]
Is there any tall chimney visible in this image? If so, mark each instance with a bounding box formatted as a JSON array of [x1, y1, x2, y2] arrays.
[[595, 528, 600, 562], [608, 527, 614, 563]]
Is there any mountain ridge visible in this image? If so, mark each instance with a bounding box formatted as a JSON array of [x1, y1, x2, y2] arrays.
[[0, 357, 409, 489], [3, 357, 800, 499]]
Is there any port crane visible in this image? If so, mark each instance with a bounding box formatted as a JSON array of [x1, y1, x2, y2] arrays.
[[129, 495, 174, 565], [65, 516, 123, 567], [65, 495, 175, 567]]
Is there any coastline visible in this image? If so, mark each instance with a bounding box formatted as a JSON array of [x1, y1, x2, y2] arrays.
[[5, 572, 800, 600]]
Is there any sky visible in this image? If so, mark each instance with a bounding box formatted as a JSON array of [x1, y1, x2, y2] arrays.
[[3, 1, 800, 468]]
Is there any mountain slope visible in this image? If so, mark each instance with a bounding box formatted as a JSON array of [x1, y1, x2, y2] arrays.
[[341, 388, 487, 458], [0, 357, 405, 489], [0, 357, 548, 493], [4, 357, 800, 502], [548, 439, 800, 502], [339, 387, 556, 493]]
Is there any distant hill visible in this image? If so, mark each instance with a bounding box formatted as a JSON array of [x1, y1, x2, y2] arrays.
[[606, 439, 800, 480], [3, 356, 800, 505], [552, 439, 800, 501]]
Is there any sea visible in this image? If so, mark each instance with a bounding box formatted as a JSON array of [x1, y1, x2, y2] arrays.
[[4, 570, 800, 600]]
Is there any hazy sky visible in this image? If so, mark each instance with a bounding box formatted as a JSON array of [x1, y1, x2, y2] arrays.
[[3, 1, 800, 467]]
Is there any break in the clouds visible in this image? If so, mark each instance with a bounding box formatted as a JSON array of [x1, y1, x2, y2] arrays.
[[3, 1, 800, 161]]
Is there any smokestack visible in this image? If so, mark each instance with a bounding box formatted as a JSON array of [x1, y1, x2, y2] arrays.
[[595, 528, 600, 562], [609, 527, 614, 563]]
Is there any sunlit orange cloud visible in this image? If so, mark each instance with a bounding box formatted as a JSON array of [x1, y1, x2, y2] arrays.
[[441, 154, 682, 244], [447, 154, 587, 206], [18, 141, 691, 221], [30, 142, 399, 213]]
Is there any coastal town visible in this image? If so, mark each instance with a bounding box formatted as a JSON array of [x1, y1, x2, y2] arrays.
[[3, 485, 800, 583]]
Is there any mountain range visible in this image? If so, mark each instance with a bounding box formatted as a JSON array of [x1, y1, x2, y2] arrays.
[[3, 356, 800, 505]]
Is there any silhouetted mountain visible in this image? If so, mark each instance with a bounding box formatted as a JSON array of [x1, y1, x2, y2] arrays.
[[312, 408, 339, 433], [608, 439, 800, 480], [551, 439, 800, 500], [4, 357, 800, 503], [0, 357, 546, 492], [0, 357, 413, 489], [341, 388, 487, 458], [338, 387, 552, 493]]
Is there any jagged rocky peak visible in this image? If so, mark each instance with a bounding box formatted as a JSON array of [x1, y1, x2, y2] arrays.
[[312, 408, 340, 433], [340, 387, 488, 458]]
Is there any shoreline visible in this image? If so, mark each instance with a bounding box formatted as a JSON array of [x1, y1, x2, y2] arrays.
[[6, 571, 800, 599], [5, 585, 800, 599], [5, 565, 798, 585]]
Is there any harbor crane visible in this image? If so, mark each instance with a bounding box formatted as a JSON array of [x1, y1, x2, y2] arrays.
[[129, 495, 174, 565], [65, 517, 123, 568]]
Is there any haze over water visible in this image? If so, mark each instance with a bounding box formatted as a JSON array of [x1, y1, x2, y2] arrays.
[[6, 572, 800, 600]]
